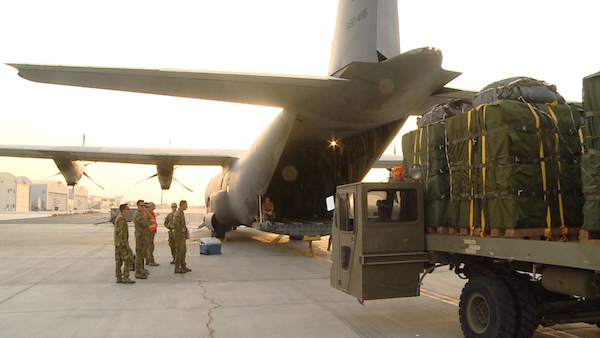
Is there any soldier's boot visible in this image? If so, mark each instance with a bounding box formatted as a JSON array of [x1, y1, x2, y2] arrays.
[[170, 259, 175, 264], [148, 261, 159, 266], [182, 266, 192, 272], [143, 268, 150, 274], [135, 272, 147, 279], [174, 267, 186, 273], [122, 277, 136, 284], [116, 276, 123, 283]]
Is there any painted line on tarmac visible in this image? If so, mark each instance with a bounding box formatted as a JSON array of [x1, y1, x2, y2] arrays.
[[420, 289, 459, 306]]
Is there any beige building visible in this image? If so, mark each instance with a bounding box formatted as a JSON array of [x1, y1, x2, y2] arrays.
[[68, 186, 88, 211], [31, 181, 69, 211], [0, 172, 32, 212]]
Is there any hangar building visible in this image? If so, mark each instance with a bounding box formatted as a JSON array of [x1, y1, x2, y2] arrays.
[[0, 172, 32, 211], [31, 181, 69, 211]]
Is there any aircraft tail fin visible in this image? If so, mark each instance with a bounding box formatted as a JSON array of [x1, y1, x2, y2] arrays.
[[329, 0, 400, 77]]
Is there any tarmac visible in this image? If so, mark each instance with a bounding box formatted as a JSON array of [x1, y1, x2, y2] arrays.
[[0, 210, 598, 338]]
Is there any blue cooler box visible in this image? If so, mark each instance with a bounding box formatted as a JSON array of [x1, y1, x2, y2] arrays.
[[200, 237, 222, 255]]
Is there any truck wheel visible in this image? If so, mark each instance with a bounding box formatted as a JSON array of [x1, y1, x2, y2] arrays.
[[459, 276, 517, 338], [502, 275, 539, 338]]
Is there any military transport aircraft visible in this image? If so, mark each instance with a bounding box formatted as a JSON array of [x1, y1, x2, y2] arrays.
[[0, 0, 472, 238]]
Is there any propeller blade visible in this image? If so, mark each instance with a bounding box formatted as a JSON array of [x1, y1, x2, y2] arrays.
[[83, 172, 105, 190], [173, 177, 193, 192], [82, 133, 86, 147], [161, 190, 165, 205], [44, 172, 62, 179], [83, 161, 97, 167], [134, 173, 158, 185]]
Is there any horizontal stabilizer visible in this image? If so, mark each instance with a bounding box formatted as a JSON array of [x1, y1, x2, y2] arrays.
[[8, 64, 348, 108]]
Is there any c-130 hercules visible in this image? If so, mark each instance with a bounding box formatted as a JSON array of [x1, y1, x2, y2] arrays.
[[0, 0, 471, 238]]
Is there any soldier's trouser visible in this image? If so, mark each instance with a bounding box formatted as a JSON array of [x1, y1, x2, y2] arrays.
[[168, 231, 176, 259], [174, 234, 187, 268], [135, 233, 147, 273], [115, 246, 133, 278], [146, 231, 156, 262]]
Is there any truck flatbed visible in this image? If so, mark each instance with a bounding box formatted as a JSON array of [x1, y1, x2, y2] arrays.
[[427, 234, 600, 271]]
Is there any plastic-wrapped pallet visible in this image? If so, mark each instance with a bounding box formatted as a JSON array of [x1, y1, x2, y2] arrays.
[[582, 71, 600, 231], [446, 98, 582, 233]]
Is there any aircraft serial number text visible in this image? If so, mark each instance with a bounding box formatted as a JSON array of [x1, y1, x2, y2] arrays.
[[347, 8, 367, 31]]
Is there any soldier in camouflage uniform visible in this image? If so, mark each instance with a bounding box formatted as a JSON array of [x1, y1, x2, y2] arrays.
[[145, 202, 159, 266], [114, 204, 135, 284], [134, 200, 150, 279], [164, 203, 178, 264], [173, 200, 192, 273]]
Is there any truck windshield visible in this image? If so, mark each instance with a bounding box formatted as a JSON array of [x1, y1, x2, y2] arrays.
[[367, 189, 418, 223]]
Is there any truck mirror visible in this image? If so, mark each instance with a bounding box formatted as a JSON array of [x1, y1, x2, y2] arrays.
[[326, 195, 335, 211]]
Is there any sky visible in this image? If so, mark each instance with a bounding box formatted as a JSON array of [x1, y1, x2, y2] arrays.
[[0, 0, 598, 206]]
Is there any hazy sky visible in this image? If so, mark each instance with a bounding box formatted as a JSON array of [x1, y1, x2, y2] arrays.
[[0, 0, 598, 206]]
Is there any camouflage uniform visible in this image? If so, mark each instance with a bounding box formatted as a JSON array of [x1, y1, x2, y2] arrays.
[[173, 209, 188, 271], [134, 209, 150, 276], [114, 213, 133, 282], [164, 211, 176, 262], [146, 211, 158, 264]]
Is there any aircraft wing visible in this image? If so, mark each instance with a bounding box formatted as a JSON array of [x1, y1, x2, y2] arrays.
[[7, 64, 349, 108], [0, 145, 244, 166]]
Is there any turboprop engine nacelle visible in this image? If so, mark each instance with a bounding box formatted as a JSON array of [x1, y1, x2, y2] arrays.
[[53, 159, 84, 186]]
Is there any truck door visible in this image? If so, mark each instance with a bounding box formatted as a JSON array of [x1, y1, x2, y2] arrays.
[[330, 187, 357, 293]]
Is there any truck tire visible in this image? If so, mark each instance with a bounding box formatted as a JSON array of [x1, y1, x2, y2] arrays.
[[502, 275, 539, 338], [459, 276, 517, 338]]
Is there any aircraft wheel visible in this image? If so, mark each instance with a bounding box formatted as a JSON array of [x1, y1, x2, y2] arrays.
[[459, 276, 517, 338], [502, 274, 539, 338], [289, 235, 303, 241]]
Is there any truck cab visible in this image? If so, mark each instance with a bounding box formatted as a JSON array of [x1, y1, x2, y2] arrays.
[[330, 181, 429, 301]]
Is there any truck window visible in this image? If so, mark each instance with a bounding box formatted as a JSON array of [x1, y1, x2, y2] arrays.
[[336, 192, 355, 232], [367, 189, 418, 223]]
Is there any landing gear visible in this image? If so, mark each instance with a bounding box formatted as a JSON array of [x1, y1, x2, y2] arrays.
[[459, 276, 517, 338]]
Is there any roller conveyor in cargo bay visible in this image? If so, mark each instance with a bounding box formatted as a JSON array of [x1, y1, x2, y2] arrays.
[[252, 220, 332, 238]]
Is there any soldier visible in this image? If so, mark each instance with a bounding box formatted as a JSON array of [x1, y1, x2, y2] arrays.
[[133, 200, 150, 279], [164, 202, 178, 264], [145, 202, 159, 266], [114, 204, 135, 284], [173, 200, 191, 273]]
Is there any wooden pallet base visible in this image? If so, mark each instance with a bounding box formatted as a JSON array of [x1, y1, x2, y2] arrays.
[[434, 227, 469, 236], [429, 227, 586, 242], [580, 229, 600, 244]]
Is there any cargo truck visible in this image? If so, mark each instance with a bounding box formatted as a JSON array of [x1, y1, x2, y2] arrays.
[[330, 179, 600, 338]]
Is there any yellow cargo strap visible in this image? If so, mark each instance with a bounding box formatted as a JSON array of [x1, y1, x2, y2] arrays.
[[526, 103, 552, 240], [468, 110, 474, 236], [413, 128, 422, 166], [480, 106, 487, 237], [548, 106, 568, 241]]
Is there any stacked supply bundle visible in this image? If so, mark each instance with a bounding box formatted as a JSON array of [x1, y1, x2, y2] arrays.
[[446, 77, 582, 235], [581, 71, 600, 231], [402, 99, 471, 228]]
